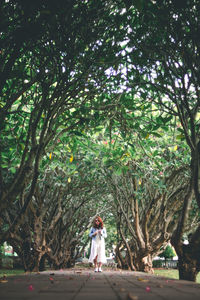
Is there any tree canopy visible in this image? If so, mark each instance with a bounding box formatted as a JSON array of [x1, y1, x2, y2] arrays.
[[0, 0, 200, 282]]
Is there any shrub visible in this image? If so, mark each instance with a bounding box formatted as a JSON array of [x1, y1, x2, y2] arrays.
[[153, 260, 163, 268]]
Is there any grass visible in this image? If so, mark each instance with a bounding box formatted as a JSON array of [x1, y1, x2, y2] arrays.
[[0, 269, 24, 277], [154, 269, 200, 284]]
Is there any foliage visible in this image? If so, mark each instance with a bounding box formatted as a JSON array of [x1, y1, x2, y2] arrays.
[[110, 0, 200, 280], [159, 245, 176, 260], [104, 214, 118, 256], [4, 136, 114, 271], [1, 0, 200, 281], [0, 244, 3, 258], [152, 260, 163, 268], [0, 0, 129, 241], [55, 126, 192, 272], [121, 0, 200, 206]]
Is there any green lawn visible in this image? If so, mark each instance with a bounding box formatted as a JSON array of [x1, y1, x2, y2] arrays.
[[0, 269, 24, 277], [154, 269, 200, 284]]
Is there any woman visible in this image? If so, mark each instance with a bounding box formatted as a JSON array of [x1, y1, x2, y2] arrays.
[[89, 216, 107, 272]]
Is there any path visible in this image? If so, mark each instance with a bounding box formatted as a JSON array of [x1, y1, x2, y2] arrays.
[[0, 268, 200, 300]]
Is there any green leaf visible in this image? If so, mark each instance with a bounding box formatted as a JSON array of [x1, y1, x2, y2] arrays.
[[176, 134, 185, 140], [10, 167, 16, 174], [151, 132, 162, 137], [114, 167, 122, 175], [69, 131, 84, 137]]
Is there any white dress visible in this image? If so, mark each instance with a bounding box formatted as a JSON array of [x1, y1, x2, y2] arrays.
[[89, 227, 107, 264]]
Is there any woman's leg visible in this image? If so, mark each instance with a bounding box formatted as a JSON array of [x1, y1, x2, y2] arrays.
[[98, 262, 102, 272], [94, 255, 98, 271]]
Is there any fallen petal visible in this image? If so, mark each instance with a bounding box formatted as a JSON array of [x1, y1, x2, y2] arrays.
[[145, 286, 151, 292], [28, 285, 34, 291]]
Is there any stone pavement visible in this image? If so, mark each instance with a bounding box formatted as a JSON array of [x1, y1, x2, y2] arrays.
[[0, 268, 200, 300]]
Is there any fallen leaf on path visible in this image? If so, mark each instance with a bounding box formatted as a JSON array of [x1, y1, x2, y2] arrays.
[[127, 293, 138, 300], [0, 280, 8, 283], [137, 277, 149, 282], [120, 288, 126, 292], [0, 275, 7, 282]]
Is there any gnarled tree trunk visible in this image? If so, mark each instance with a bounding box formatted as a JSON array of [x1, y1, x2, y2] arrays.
[[172, 224, 200, 282], [134, 254, 154, 274], [178, 253, 199, 282]]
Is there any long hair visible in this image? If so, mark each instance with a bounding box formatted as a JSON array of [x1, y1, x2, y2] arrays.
[[93, 216, 103, 229]]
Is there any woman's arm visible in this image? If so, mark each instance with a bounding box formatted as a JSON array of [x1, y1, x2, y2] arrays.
[[89, 227, 97, 237], [89, 227, 94, 238]]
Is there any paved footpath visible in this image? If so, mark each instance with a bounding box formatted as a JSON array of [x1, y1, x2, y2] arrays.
[[0, 268, 200, 300]]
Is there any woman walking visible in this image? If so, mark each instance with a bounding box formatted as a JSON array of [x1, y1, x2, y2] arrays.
[[89, 216, 107, 272]]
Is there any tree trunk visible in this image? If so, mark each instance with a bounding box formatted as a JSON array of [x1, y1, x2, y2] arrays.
[[39, 254, 47, 271], [134, 254, 154, 274], [115, 244, 128, 269], [165, 258, 167, 268], [48, 248, 72, 270], [115, 254, 122, 269], [178, 255, 199, 282], [12, 238, 46, 272], [172, 237, 200, 283], [31, 251, 46, 272]]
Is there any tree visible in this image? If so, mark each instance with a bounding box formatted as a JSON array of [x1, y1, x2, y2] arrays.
[[159, 245, 176, 267], [73, 125, 194, 273], [105, 161, 189, 273], [115, 0, 200, 281], [5, 136, 112, 271], [0, 0, 128, 243]]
